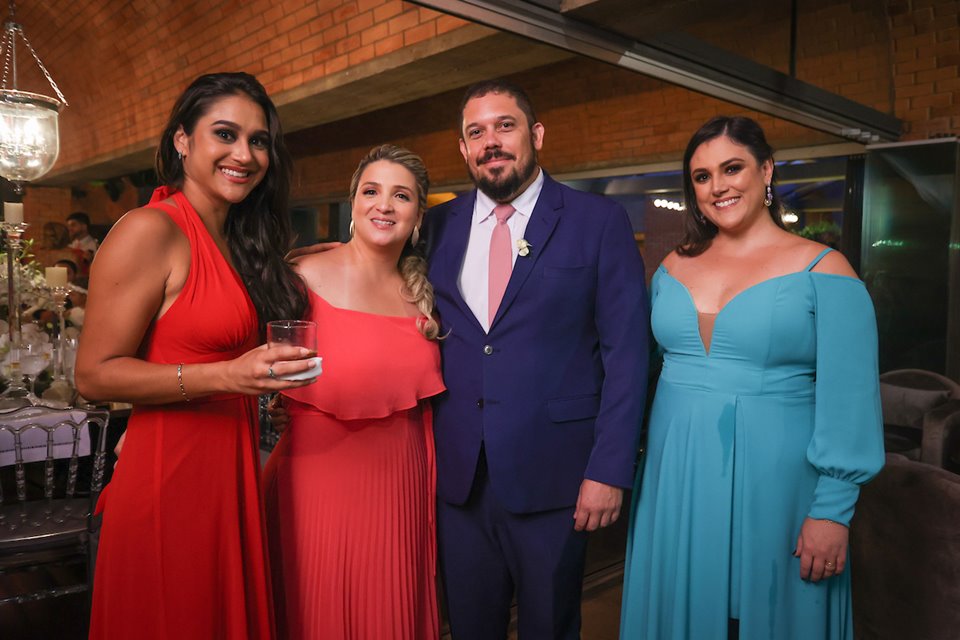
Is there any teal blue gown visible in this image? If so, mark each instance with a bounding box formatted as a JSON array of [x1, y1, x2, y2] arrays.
[[621, 249, 885, 640]]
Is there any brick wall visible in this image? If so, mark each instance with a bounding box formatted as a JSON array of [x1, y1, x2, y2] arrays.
[[14, 0, 469, 173], [13, 0, 959, 236], [287, 0, 959, 201], [890, 0, 960, 138]]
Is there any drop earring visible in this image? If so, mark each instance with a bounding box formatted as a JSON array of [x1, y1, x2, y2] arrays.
[[764, 184, 773, 207], [349, 219, 355, 237], [410, 225, 420, 247]]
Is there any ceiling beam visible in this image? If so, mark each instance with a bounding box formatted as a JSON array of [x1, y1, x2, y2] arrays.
[[408, 0, 902, 142]]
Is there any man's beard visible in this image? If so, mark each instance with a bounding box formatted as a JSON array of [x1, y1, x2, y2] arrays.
[[468, 147, 538, 202]]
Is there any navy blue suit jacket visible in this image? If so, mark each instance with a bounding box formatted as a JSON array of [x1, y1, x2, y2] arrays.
[[424, 172, 650, 514]]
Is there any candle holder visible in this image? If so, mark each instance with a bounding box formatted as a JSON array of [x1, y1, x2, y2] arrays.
[[0, 218, 31, 408], [41, 284, 74, 405]]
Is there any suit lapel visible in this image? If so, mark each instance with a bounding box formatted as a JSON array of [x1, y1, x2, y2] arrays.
[[436, 191, 484, 332], [490, 173, 562, 328]]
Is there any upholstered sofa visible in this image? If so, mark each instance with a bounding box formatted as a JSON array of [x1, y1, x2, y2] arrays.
[[851, 453, 960, 639], [879, 369, 960, 471]]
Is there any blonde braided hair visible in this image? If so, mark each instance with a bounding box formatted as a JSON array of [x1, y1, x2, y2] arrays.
[[348, 144, 440, 340]]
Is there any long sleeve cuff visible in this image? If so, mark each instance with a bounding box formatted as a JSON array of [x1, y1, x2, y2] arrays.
[[808, 475, 861, 526]]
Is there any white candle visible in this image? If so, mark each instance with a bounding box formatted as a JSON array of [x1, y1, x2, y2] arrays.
[[45, 266, 68, 287], [4, 202, 23, 224]]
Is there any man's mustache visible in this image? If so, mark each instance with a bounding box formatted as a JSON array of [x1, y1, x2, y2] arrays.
[[478, 149, 516, 165]]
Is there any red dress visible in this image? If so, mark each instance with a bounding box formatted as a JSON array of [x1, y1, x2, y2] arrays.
[[262, 293, 445, 640], [89, 189, 274, 639]]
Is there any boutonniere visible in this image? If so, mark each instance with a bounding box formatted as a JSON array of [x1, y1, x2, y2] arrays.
[[516, 238, 532, 257]]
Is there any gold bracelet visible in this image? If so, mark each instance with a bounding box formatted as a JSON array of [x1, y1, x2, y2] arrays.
[[177, 363, 190, 402]]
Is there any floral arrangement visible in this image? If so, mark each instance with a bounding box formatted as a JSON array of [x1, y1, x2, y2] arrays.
[[0, 239, 77, 359], [0, 239, 66, 333]]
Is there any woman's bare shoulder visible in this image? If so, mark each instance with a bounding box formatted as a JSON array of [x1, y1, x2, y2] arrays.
[[108, 206, 180, 243], [96, 206, 183, 263], [810, 247, 858, 277], [780, 235, 856, 277], [661, 249, 683, 271], [291, 245, 348, 290]]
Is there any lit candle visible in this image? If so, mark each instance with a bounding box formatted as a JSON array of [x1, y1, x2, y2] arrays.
[[45, 266, 68, 287], [4, 202, 23, 224]]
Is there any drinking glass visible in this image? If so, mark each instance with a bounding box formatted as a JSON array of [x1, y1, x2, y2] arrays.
[[20, 343, 49, 402], [266, 320, 322, 380], [62, 336, 79, 385]]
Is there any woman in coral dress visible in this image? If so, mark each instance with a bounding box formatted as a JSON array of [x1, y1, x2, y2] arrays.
[[77, 73, 317, 640], [263, 145, 444, 640]]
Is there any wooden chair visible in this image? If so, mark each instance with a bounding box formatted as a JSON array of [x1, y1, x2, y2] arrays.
[[0, 406, 110, 606]]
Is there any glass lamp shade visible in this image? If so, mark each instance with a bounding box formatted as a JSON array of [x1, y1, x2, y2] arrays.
[[0, 90, 61, 184]]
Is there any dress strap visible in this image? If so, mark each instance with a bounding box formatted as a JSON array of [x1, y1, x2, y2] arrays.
[[145, 187, 192, 238], [804, 247, 833, 272]]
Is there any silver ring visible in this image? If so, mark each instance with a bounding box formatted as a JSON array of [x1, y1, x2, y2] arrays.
[[267, 366, 276, 379], [825, 561, 835, 569]]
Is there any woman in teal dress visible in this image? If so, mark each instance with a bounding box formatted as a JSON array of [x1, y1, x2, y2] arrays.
[[620, 116, 884, 639]]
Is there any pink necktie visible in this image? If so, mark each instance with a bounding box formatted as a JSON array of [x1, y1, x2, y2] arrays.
[[488, 204, 515, 325]]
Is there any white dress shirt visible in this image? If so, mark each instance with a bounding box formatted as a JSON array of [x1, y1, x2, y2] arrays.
[[458, 168, 545, 333], [69, 235, 99, 254]]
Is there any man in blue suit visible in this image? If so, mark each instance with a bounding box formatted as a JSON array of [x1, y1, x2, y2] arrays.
[[424, 80, 649, 639]]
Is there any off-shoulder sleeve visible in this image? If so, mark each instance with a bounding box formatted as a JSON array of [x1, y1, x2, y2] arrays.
[[806, 274, 885, 526]]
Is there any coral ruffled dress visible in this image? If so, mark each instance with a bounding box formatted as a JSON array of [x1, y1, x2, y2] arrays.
[[89, 189, 274, 639], [262, 293, 445, 640]]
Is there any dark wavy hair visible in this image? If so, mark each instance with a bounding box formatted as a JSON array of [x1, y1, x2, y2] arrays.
[[457, 79, 539, 135], [155, 72, 307, 335], [678, 115, 785, 256]]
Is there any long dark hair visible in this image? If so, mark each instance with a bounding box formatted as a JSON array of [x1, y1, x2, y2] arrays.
[[678, 115, 785, 256], [155, 72, 307, 334]]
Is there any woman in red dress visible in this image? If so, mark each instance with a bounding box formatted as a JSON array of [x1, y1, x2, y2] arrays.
[[263, 145, 444, 640], [77, 73, 317, 640]]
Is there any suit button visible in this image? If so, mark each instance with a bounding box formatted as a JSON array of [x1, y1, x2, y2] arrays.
[[483, 345, 494, 355], [477, 399, 484, 408]]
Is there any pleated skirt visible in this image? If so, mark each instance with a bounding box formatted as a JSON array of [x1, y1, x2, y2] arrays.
[[262, 404, 439, 640]]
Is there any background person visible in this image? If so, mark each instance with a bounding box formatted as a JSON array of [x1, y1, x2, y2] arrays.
[[65, 211, 99, 255], [55, 259, 87, 327], [65, 211, 99, 277], [619, 115, 884, 640], [77, 72, 316, 640], [34, 221, 76, 268]]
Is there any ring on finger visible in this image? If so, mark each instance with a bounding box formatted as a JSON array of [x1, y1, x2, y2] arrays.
[[824, 561, 836, 570], [267, 366, 277, 379]]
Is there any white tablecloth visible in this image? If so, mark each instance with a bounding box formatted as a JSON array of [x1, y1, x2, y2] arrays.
[[0, 408, 91, 467]]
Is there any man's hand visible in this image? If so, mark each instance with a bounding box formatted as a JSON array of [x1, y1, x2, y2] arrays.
[[285, 241, 343, 261], [573, 479, 623, 531], [267, 394, 291, 433]]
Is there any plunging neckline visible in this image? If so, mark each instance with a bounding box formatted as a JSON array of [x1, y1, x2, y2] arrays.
[[662, 267, 809, 356], [660, 265, 809, 320], [658, 259, 858, 357]]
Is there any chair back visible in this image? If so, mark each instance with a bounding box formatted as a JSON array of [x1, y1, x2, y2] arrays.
[[0, 406, 110, 604], [879, 369, 960, 428], [877, 369, 960, 461]]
